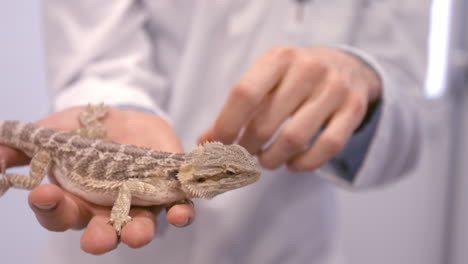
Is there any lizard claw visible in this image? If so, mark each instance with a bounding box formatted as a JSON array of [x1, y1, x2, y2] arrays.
[[0, 160, 10, 196], [108, 215, 132, 236], [81, 103, 109, 122], [76, 103, 109, 139]]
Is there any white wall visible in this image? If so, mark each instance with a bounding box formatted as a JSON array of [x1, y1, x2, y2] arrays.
[[337, 101, 452, 264], [445, 0, 468, 262], [0, 1, 454, 264], [0, 1, 49, 263], [450, 77, 468, 264], [336, 1, 453, 263]]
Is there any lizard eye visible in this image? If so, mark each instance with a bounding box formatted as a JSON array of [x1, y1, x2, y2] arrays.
[[226, 169, 236, 176], [196, 177, 206, 183]]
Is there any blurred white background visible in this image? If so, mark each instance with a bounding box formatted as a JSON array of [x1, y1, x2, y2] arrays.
[[0, 1, 462, 263], [0, 1, 49, 263]]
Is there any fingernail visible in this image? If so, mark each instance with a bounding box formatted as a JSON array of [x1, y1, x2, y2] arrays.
[[174, 217, 192, 228], [33, 202, 57, 211]]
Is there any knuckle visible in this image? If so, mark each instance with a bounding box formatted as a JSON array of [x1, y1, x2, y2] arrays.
[[259, 156, 280, 170], [280, 128, 309, 149], [327, 73, 346, 89], [231, 82, 259, 105], [296, 57, 327, 76], [325, 74, 348, 97], [321, 134, 345, 155], [267, 45, 296, 60], [248, 123, 273, 142], [347, 94, 367, 116]]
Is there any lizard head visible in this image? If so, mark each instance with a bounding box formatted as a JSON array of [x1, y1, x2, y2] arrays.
[[177, 142, 261, 199]]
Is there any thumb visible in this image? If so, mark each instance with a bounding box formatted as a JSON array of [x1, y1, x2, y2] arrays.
[[29, 184, 89, 231]]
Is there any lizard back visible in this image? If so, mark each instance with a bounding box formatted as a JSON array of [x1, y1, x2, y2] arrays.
[[0, 120, 55, 156], [0, 120, 185, 181]]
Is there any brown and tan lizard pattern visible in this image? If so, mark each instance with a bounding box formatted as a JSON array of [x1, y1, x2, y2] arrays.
[[0, 105, 261, 234]]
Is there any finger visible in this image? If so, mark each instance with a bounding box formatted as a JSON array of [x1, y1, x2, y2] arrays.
[[166, 204, 195, 227], [201, 46, 294, 144], [36, 106, 83, 131], [0, 146, 30, 167], [120, 207, 158, 248], [289, 94, 367, 171], [28, 184, 88, 231], [238, 57, 328, 154], [81, 215, 119, 255], [258, 77, 348, 169], [106, 109, 184, 153], [197, 126, 214, 144]]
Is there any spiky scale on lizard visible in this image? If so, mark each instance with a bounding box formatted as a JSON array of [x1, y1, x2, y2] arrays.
[[0, 104, 261, 235]]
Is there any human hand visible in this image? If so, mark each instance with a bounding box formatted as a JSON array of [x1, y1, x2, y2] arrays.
[[199, 46, 381, 171], [0, 106, 194, 254]]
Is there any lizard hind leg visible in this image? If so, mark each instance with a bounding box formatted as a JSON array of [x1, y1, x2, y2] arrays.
[[0, 151, 51, 195]]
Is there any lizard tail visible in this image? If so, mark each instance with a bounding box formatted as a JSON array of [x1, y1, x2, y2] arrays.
[[0, 120, 40, 157]]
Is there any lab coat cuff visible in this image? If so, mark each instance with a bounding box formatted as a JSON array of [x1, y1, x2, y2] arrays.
[[330, 44, 385, 88], [316, 100, 383, 189], [318, 46, 420, 189], [316, 45, 388, 189]]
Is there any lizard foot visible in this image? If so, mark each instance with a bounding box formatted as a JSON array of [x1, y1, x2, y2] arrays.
[[0, 160, 11, 196], [75, 103, 109, 138], [108, 215, 132, 236], [80, 103, 109, 124]]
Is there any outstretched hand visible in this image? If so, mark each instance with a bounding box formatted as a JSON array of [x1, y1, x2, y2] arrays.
[[200, 46, 381, 171], [0, 106, 194, 254]]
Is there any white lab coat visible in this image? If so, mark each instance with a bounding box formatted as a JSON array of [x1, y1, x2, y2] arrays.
[[41, 1, 431, 263]]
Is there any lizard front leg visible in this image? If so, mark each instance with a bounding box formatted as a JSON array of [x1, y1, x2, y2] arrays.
[[74, 103, 109, 139], [109, 179, 186, 235], [109, 183, 133, 236], [0, 151, 51, 196]]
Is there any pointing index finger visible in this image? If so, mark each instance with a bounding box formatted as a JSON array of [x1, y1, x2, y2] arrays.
[[206, 46, 294, 144]]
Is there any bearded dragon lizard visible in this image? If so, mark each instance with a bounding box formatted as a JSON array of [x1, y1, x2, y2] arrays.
[[0, 104, 261, 234]]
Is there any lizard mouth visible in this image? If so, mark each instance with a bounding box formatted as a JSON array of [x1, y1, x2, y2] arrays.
[[183, 185, 220, 199]]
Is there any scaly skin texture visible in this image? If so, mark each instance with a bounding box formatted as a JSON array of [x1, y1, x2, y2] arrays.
[[0, 105, 261, 234]]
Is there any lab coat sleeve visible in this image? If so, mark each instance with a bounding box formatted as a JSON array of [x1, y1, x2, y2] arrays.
[[43, 0, 170, 119], [317, 1, 432, 189]]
